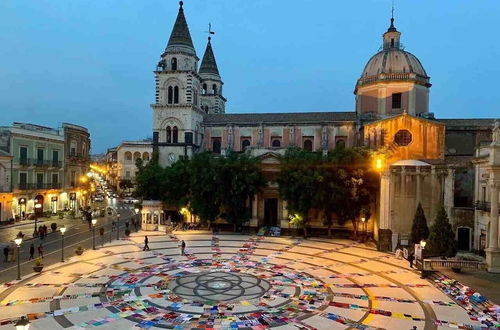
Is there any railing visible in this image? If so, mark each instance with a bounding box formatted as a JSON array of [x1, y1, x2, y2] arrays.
[[423, 259, 488, 272], [16, 183, 62, 190], [17, 159, 62, 167], [357, 72, 430, 86], [474, 201, 498, 213]]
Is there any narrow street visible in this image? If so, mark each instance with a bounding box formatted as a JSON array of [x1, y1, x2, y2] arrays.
[[0, 200, 137, 283]]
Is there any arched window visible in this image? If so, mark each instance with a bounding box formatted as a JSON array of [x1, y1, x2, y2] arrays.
[[171, 57, 177, 70], [335, 139, 346, 149], [212, 84, 217, 95], [142, 152, 150, 161], [133, 152, 141, 160], [202, 83, 207, 94], [167, 86, 173, 104], [212, 139, 221, 154], [272, 139, 281, 148], [241, 139, 251, 150], [204, 105, 209, 113], [172, 126, 178, 143], [166, 126, 172, 143], [174, 86, 179, 104], [303, 139, 313, 151], [124, 151, 132, 161]]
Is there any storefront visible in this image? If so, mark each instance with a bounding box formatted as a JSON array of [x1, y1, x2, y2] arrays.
[[51, 196, 58, 214]]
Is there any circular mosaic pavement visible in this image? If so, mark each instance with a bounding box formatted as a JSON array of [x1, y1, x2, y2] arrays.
[[168, 271, 271, 302], [0, 233, 496, 329]]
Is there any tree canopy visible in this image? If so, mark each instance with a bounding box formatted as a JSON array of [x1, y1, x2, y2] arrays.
[[410, 203, 430, 245], [427, 207, 456, 257]]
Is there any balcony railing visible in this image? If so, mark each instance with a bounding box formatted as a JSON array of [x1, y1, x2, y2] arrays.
[[475, 201, 500, 214], [18, 159, 62, 167], [16, 183, 62, 190]]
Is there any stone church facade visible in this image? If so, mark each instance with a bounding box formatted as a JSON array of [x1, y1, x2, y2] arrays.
[[151, 2, 497, 260]]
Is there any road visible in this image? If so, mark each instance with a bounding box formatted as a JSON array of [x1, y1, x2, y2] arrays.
[[0, 198, 138, 283]]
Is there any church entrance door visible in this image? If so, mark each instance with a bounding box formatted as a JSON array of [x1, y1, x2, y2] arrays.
[[457, 227, 471, 251], [264, 198, 278, 227]]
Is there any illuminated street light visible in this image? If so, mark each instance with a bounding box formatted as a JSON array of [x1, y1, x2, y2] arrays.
[[14, 237, 22, 280], [60, 226, 67, 262], [91, 219, 97, 250], [34, 202, 42, 234]]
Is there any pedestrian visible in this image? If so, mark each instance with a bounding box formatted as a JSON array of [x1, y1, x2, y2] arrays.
[[38, 244, 44, 258], [181, 240, 186, 256], [111, 220, 116, 232], [29, 243, 35, 260], [134, 219, 139, 232], [3, 245, 9, 262], [408, 252, 414, 269], [143, 236, 150, 251]]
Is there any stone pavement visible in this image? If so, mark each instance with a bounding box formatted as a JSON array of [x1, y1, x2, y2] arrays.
[[0, 232, 497, 329]]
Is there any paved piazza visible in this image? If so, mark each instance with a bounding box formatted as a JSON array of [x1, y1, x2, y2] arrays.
[[0, 232, 497, 329]]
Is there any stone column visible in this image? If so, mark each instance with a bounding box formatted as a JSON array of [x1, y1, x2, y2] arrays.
[[490, 185, 499, 249], [250, 197, 258, 227], [379, 170, 391, 229]]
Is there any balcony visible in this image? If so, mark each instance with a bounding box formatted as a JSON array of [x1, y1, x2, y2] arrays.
[[18, 159, 62, 168], [16, 183, 62, 191], [475, 201, 500, 214]]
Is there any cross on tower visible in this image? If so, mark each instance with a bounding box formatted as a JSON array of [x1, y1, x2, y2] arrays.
[[206, 23, 215, 41]]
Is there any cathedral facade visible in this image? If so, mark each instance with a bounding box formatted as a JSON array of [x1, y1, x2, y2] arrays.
[[151, 2, 497, 260]]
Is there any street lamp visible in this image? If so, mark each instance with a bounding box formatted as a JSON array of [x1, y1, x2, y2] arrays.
[[34, 202, 42, 234], [14, 316, 30, 330], [14, 237, 22, 280], [134, 208, 140, 232], [91, 219, 97, 250], [420, 240, 427, 278], [361, 217, 366, 242], [60, 226, 67, 262], [116, 213, 120, 240]]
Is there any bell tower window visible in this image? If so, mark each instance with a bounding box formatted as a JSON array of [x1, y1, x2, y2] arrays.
[[174, 86, 179, 104], [166, 126, 172, 143], [212, 84, 217, 95], [172, 126, 178, 143], [171, 57, 177, 70], [167, 86, 173, 104], [391, 38, 394, 47], [202, 84, 207, 95]]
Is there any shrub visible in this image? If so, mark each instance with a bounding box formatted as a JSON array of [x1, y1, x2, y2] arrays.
[[50, 223, 57, 232]]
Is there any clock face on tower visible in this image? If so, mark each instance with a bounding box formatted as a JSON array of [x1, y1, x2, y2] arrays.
[[168, 153, 176, 163]]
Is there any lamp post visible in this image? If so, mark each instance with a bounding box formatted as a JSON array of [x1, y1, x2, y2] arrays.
[[14, 316, 30, 330], [34, 202, 42, 234], [60, 226, 66, 262], [14, 237, 22, 280], [361, 217, 366, 242], [134, 208, 140, 232], [116, 213, 120, 240], [91, 219, 97, 250], [420, 240, 427, 278]]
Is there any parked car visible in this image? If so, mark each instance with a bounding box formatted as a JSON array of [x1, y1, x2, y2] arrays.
[[94, 195, 104, 202], [123, 197, 139, 204]]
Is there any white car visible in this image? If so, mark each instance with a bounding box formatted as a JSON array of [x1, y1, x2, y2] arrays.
[[123, 197, 139, 204], [94, 195, 104, 202]]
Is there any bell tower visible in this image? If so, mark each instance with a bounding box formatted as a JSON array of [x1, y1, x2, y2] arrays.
[[152, 1, 205, 167], [199, 30, 226, 114]]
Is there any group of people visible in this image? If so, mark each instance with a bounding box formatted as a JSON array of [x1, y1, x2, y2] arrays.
[[142, 236, 186, 256], [3, 242, 43, 262], [35, 225, 49, 239]]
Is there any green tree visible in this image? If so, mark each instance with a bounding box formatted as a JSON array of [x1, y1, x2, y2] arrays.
[[427, 207, 456, 257], [119, 179, 134, 193], [135, 160, 165, 200], [277, 148, 320, 238], [189, 152, 222, 227], [218, 152, 266, 231], [162, 158, 191, 209], [411, 203, 430, 244]]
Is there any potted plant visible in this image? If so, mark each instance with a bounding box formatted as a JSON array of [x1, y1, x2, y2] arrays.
[[50, 222, 58, 232], [125, 228, 131, 237], [33, 258, 44, 272], [75, 246, 84, 255]]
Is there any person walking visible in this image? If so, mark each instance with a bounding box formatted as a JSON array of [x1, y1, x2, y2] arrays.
[[38, 244, 44, 259], [3, 245, 9, 262], [143, 236, 150, 251], [181, 240, 186, 256], [408, 252, 415, 269], [29, 243, 35, 260]]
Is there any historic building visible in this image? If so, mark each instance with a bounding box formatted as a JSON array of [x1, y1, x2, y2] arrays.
[[149, 2, 496, 265], [0, 122, 91, 222], [105, 141, 153, 192]]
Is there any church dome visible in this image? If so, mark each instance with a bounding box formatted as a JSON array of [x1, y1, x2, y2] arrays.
[[361, 49, 427, 78], [356, 17, 431, 90]]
